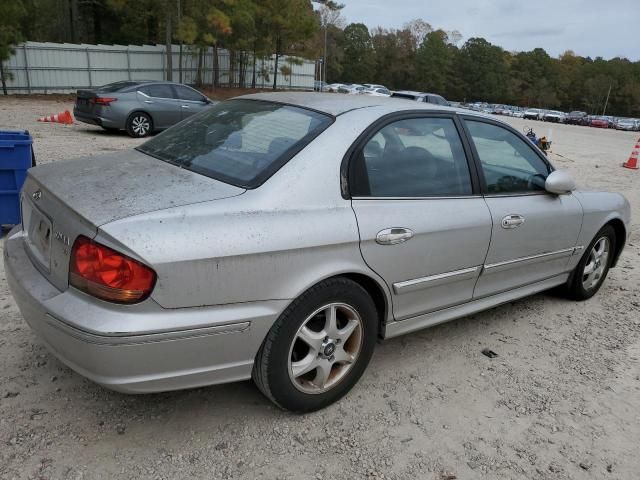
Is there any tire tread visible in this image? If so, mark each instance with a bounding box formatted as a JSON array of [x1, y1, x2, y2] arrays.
[[252, 277, 372, 411]]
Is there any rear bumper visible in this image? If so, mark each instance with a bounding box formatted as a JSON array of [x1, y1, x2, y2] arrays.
[[4, 228, 286, 393], [73, 108, 121, 129]]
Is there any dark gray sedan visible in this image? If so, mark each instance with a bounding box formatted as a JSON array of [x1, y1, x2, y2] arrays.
[[74, 80, 214, 137]]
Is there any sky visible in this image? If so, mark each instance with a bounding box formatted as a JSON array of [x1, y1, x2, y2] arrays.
[[339, 0, 640, 60]]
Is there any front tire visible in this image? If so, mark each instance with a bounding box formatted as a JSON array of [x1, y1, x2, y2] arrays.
[[565, 226, 616, 300], [126, 112, 153, 138], [253, 278, 378, 412]]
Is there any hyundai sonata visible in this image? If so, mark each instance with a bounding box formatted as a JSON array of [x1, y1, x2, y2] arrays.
[[5, 93, 630, 412]]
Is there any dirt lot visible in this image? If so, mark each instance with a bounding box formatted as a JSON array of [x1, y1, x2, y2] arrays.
[[0, 97, 639, 480]]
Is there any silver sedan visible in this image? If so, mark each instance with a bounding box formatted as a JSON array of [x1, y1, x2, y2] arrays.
[[5, 93, 631, 412]]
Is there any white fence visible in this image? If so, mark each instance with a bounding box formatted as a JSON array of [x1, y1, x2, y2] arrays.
[[2, 42, 317, 94]]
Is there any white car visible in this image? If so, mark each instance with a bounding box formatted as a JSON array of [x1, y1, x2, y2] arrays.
[[338, 84, 366, 95], [524, 108, 544, 120], [362, 83, 387, 90], [364, 87, 391, 97], [327, 83, 345, 93]]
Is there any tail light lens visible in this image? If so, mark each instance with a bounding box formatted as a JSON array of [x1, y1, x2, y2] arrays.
[[91, 97, 117, 106], [69, 236, 156, 304]]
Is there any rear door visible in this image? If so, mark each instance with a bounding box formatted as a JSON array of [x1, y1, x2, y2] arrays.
[[136, 84, 181, 128], [462, 117, 583, 297], [173, 85, 210, 119], [349, 113, 492, 320]]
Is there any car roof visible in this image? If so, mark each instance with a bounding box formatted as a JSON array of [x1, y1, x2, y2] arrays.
[[237, 92, 469, 117]]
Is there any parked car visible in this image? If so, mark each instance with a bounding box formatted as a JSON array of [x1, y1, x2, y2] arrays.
[[391, 90, 448, 106], [566, 111, 589, 126], [543, 110, 566, 123], [74, 80, 213, 138], [362, 83, 387, 90], [590, 116, 609, 128], [338, 84, 366, 95], [614, 118, 638, 131], [523, 108, 544, 120], [326, 83, 345, 92], [363, 87, 391, 97], [6, 93, 630, 412]]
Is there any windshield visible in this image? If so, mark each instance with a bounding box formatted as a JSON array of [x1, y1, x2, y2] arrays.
[[138, 99, 333, 188]]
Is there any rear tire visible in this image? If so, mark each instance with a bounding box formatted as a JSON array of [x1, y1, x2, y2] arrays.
[[252, 277, 378, 413], [126, 112, 153, 138], [565, 225, 616, 300]]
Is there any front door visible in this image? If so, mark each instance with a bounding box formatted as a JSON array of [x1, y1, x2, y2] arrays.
[[462, 118, 583, 298], [136, 84, 181, 129], [349, 115, 493, 320], [173, 85, 210, 120]]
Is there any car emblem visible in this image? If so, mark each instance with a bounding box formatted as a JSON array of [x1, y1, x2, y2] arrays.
[[32, 190, 42, 201]]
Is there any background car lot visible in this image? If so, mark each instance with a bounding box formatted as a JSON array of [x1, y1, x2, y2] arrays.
[[0, 96, 639, 479]]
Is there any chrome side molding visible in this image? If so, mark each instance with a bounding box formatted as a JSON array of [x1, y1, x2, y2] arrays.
[[393, 266, 480, 294]]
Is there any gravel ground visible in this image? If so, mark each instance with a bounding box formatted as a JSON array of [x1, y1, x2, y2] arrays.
[[0, 97, 639, 480]]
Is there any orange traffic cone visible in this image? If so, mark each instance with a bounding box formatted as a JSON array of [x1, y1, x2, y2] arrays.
[[623, 137, 640, 169], [37, 110, 73, 125]]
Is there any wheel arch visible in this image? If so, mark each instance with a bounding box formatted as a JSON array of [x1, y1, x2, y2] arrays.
[[340, 272, 389, 339], [605, 218, 626, 267], [286, 271, 391, 340]]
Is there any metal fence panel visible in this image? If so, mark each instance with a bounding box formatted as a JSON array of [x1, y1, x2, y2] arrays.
[[2, 41, 316, 94]]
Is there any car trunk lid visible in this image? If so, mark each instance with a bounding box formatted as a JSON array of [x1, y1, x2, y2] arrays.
[[21, 149, 245, 291], [75, 89, 98, 114]]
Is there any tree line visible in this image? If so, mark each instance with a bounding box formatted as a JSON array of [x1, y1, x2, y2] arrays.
[[0, 1, 638, 116], [326, 21, 640, 117]]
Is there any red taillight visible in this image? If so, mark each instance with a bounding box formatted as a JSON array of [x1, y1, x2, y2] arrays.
[[91, 97, 117, 106], [69, 236, 156, 304]]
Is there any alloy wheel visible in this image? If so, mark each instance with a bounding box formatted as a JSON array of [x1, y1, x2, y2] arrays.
[[288, 303, 363, 394], [131, 116, 150, 136], [582, 236, 610, 290]]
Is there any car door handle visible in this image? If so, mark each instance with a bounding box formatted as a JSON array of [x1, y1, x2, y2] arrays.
[[501, 214, 525, 229], [181, 105, 190, 108], [144, 100, 153, 104], [376, 228, 414, 245]]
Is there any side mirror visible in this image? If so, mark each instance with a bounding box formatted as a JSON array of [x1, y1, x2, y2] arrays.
[[545, 170, 576, 195]]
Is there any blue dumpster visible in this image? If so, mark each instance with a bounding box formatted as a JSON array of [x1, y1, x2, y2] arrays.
[[0, 130, 34, 226]]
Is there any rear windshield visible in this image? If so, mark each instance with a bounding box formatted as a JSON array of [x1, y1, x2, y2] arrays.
[[138, 99, 333, 188], [96, 81, 140, 92]]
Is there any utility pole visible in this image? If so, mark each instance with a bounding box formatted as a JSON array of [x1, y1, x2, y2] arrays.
[[323, 24, 328, 85], [178, 0, 182, 83], [602, 82, 612, 116]]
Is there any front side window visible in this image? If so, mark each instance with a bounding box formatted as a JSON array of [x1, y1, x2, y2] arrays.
[[350, 117, 473, 197], [174, 85, 205, 101], [465, 120, 551, 194], [138, 99, 332, 188]]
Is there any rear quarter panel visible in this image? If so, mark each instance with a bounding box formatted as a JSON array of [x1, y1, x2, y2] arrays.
[[97, 110, 394, 311]]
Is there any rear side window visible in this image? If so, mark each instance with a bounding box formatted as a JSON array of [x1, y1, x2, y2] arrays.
[[350, 117, 473, 197], [174, 85, 205, 101], [139, 84, 174, 99], [465, 120, 551, 194], [138, 99, 333, 188]]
